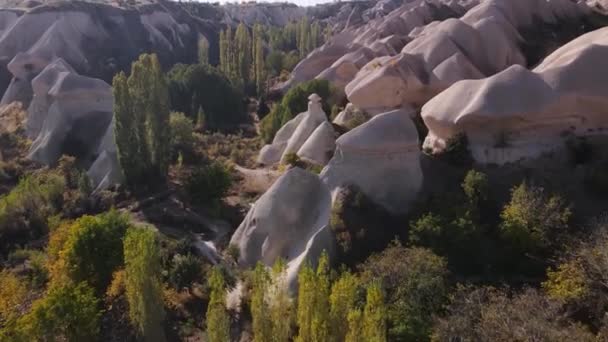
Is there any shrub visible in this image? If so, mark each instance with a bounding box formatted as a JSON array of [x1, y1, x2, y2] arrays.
[[8, 248, 48, 288], [330, 185, 394, 265], [186, 162, 232, 208], [359, 243, 448, 341], [282, 152, 301, 167], [0, 172, 65, 254], [500, 182, 571, 254], [433, 286, 594, 342], [168, 254, 202, 290], [169, 111, 195, 160], [48, 210, 130, 294], [543, 260, 588, 302], [0, 270, 27, 321], [16, 282, 101, 341]]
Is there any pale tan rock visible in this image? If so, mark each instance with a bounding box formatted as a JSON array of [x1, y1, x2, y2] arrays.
[[297, 121, 336, 166], [321, 108, 422, 214], [422, 27, 608, 164]]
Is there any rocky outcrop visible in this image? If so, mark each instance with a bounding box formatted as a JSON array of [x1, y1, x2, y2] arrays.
[[421, 26, 608, 164], [345, 0, 607, 113], [26, 58, 121, 191], [321, 108, 422, 214], [258, 94, 335, 166], [229, 167, 333, 292], [280, 0, 477, 93]]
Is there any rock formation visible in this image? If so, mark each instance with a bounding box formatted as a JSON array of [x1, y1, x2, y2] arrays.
[[345, 0, 605, 113], [229, 167, 333, 292], [280, 0, 478, 93], [321, 108, 422, 214], [258, 93, 336, 166], [26, 58, 121, 191], [422, 26, 608, 165]]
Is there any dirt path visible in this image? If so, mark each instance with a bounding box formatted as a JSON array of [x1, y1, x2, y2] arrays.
[[234, 165, 280, 194]]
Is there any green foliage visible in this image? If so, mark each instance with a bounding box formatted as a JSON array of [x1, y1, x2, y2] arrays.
[[260, 79, 333, 143], [311, 252, 330, 342], [330, 185, 394, 265], [113, 53, 171, 190], [251, 263, 271, 342], [167, 63, 245, 130], [363, 281, 387, 342], [8, 249, 48, 288], [16, 282, 101, 342], [168, 253, 202, 290], [543, 260, 588, 302], [295, 261, 316, 342], [461, 169, 489, 207], [124, 227, 166, 341], [169, 111, 195, 160], [500, 182, 571, 253], [359, 243, 448, 341], [52, 211, 129, 294], [206, 266, 230, 342], [186, 162, 232, 208], [282, 152, 301, 167], [0, 172, 65, 254], [269, 259, 293, 342], [345, 309, 363, 342], [0, 270, 27, 321], [329, 271, 360, 342]]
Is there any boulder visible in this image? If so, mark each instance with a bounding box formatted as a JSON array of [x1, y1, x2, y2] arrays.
[[421, 27, 608, 164], [230, 167, 333, 292], [321, 108, 422, 214]]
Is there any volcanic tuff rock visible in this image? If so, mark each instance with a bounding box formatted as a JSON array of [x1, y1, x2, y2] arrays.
[[26, 58, 120, 191], [345, 0, 607, 113], [229, 167, 334, 292], [258, 93, 335, 166], [321, 107, 422, 214], [422, 26, 608, 164]]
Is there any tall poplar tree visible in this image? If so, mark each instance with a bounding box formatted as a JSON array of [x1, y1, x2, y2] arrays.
[[345, 309, 364, 342], [363, 282, 387, 342], [113, 53, 170, 189], [235, 23, 252, 85], [269, 259, 293, 342], [251, 263, 271, 342], [206, 267, 230, 342], [295, 262, 315, 342], [123, 227, 166, 342], [311, 252, 330, 342], [255, 36, 265, 95], [330, 271, 359, 342], [219, 30, 227, 74]]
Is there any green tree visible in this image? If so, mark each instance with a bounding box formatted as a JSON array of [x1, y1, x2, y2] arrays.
[[500, 182, 571, 253], [54, 210, 130, 294], [345, 309, 364, 342], [255, 36, 266, 95], [330, 271, 359, 342], [17, 282, 100, 342], [124, 227, 166, 342], [295, 262, 315, 342], [235, 23, 252, 86], [196, 106, 206, 131], [206, 267, 230, 342], [359, 244, 448, 341], [251, 263, 271, 342], [113, 53, 170, 189], [311, 252, 330, 342], [363, 282, 387, 342], [269, 259, 293, 342], [169, 111, 195, 159]]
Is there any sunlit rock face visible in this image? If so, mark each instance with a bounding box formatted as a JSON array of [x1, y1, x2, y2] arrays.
[[345, 0, 601, 114], [258, 94, 336, 167], [422, 27, 608, 165], [321, 108, 422, 214], [229, 167, 333, 292], [24, 58, 121, 191]]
